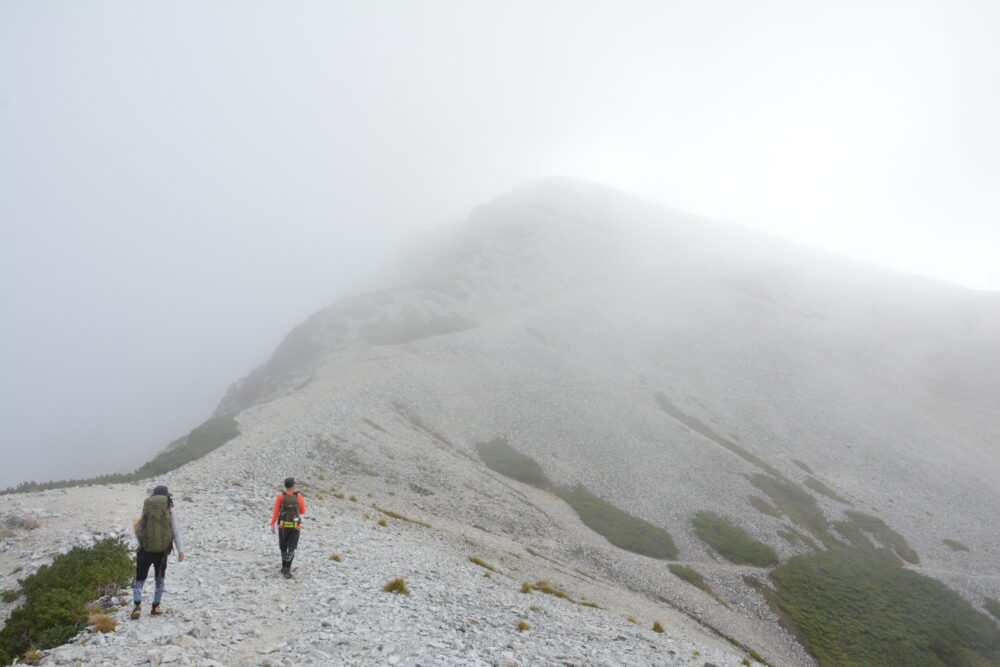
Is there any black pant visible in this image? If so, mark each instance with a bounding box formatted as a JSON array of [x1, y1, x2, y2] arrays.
[[136, 549, 168, 583], [278, 528, 300, 570]]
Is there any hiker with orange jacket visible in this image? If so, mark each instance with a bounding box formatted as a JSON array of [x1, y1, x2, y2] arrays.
[[270, 477, 306, 578]]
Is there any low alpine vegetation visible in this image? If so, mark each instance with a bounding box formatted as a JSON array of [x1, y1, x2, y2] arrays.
[[476, 441, 677, 559], [985, 598, 1000, 620], [517, 619, 530, 632], [668, 563, 716, 597], [329, 554, 342, 562], [520, 582, 532, 594], [555, 485, 678, 560], [652, 621, 665, 633], [1, 415, 239, 495], [692, 511, 778, 566], [476, 438, 552, 488], [87, 614, 116, 634], [0, 590, 17, 604], [0, 537, 132, 665], [943, 538, 970, 552], [769, 549, 1000, 666], [382, 577, 410, 595], [468, 557, 499, 573], [803, 476, 852, 505], [374, 507, 431, 528], [530, 580, 571, 600]]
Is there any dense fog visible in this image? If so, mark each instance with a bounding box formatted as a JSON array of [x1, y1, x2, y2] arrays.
[[1, 1, 998, 487]]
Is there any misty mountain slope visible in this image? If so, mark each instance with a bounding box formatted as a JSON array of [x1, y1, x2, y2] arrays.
[[5, 178, 1000, 665], [200, 177, 1000, 663]]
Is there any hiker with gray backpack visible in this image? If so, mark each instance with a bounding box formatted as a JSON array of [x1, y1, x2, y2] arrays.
[[131, 485, 185, 619]]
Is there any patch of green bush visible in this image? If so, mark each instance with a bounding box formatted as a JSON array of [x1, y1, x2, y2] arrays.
[[984, 598, 1000, 620], [748, 495, 781, 517], [556, 485, 678, 560], [943, 538, 970, 553], [653, 393, 783, 478], [477, 440, 677, 560], [1, 415, 239, 495], [692, 511, 778, 566], [843, 511, 919, 564], [475, 438, 552, 488], [668, 564, 714, 596], [749, 474, 839, 548], [769, 549, 1000, 666], [803, 476, 851, 505], [0, 538, 132, 664]]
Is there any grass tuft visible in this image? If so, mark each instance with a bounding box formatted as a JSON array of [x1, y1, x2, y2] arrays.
[[329, 554, 342, 562], [374, 507, 431, 528], [468, 557, 499, 573], [0, 590, 17, 604], [382, 577, 410, 595], [377, 519, 388, 527], [517, 619, 530, 632], [652, 621, 665, 633], [520, 582, 532, 594], [88, 614, 116, 633]]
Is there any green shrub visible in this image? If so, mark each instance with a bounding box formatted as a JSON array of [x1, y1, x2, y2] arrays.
[[748, 496, 781, 517], [652, 620, 665, 633], [475, 438, 552, 488], [985, 598, 1000, 620], [943, 539, 970, 553], [0, 538, 132, 664], [1, 416, 239, 495], [692, 511, 778, 566], [748, 474, 838, 547], [0, 590, 16, 603], [668, 564, 714, 595], [843, 511, 919, 564], [770, 549, 1000, 666], [803, 476, 851, 505], [556, 485, 677, 560]]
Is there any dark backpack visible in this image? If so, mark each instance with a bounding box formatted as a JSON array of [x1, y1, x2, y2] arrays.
[[278, 491, 301, 529], [138, 495, 173, 553]]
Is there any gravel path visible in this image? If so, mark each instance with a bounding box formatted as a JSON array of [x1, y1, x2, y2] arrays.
[[1, 472, 751, 667]]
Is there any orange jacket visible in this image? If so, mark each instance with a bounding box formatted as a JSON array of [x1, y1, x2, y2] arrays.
[[270, 491, 306, 528]]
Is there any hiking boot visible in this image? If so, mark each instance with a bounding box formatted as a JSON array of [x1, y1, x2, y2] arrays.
[[150, 603, 163, 617], [130, 604, 142, 620], [282, 569, 293, 579]]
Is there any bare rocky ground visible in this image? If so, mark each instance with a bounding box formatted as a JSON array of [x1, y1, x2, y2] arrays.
[[0, 442, 757, 667]]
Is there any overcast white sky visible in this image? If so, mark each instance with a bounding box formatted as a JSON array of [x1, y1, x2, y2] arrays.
[[1, 1, 998, 487]]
